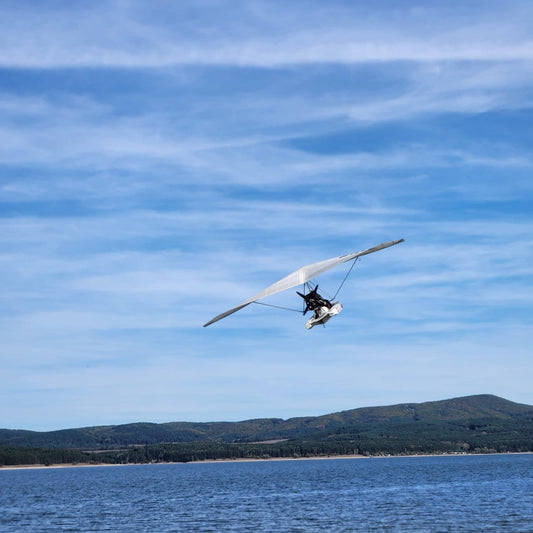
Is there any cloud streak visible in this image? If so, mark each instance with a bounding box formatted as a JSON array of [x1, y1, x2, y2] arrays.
[[1, 2, 533, 68], [0, 1, 531, 430]]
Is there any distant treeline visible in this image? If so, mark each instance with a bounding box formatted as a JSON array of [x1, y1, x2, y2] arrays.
[[0, 446, 91, 467], [1, 428, 531, 467]]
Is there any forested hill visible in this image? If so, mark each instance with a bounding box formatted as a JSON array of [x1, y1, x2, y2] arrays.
[[1, 394, 532, 451]]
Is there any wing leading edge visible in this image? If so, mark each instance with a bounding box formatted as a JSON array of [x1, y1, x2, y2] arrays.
[[203, 238, 404, 327]]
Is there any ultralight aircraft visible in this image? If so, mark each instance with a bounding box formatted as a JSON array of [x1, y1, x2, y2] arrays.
[[204, 239, 404, 329]]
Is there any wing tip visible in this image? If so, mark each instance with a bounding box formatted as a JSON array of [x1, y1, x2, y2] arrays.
[[202, 302, 252, 328]]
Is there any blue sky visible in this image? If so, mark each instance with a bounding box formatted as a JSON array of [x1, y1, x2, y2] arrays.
[[1, 1, 532, 431]]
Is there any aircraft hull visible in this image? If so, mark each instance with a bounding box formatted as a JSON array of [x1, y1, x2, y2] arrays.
[[305, 302, 343, 329]]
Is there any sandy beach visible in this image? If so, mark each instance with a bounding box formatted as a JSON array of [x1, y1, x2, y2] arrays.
[[0, 454, 368, 470]]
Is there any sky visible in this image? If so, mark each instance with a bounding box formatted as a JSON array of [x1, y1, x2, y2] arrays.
[[1, 0, 532, 431]]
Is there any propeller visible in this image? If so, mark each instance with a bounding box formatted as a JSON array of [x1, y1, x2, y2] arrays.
[[297, 285, 320, 315], [297, 291, 311, 315]]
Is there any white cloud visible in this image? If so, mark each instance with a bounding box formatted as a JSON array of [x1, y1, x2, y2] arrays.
[[0, 0, 532, 430], [1, 2, 532, 68]]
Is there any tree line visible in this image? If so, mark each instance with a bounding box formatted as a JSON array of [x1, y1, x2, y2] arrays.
[[1, 432, 531, 467]]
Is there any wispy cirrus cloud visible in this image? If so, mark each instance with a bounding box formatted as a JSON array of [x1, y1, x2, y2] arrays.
[[1, 1, 532, 68], [1, 1, 532, 430]]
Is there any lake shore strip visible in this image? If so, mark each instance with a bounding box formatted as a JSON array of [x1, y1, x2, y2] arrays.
[[3, 452, 531, 471]]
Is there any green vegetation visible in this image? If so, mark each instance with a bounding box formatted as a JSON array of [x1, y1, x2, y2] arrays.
[[1, 395, 531, 467]]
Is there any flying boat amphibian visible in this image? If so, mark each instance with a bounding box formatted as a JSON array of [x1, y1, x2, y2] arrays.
[[204, 239, 404, 329]]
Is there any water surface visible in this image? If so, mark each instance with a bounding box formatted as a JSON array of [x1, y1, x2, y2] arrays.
[[1, 454, 532, 532]]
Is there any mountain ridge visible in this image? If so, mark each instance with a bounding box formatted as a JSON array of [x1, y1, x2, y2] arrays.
[[1, 394, 531, 450]]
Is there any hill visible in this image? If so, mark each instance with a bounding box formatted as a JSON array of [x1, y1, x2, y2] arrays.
[[1, 395, 532, 466]]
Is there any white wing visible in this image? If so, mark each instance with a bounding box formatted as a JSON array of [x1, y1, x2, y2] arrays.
[[203, 239, 404, 327]]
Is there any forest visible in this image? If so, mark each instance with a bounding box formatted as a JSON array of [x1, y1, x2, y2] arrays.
[[1, 395, 531, 466]]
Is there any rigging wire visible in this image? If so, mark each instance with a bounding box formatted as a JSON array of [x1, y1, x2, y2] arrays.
[[252, 301, 302, 313], [332, 257, 359, 300]]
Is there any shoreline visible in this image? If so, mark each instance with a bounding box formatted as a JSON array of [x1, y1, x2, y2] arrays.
[[1, 451, 531, 471]]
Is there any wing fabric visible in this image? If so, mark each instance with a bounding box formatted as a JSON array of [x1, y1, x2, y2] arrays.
[[203, 239, 404, 327]]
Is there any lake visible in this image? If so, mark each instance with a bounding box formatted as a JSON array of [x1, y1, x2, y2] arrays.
[[1, 454, 532, 532]]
